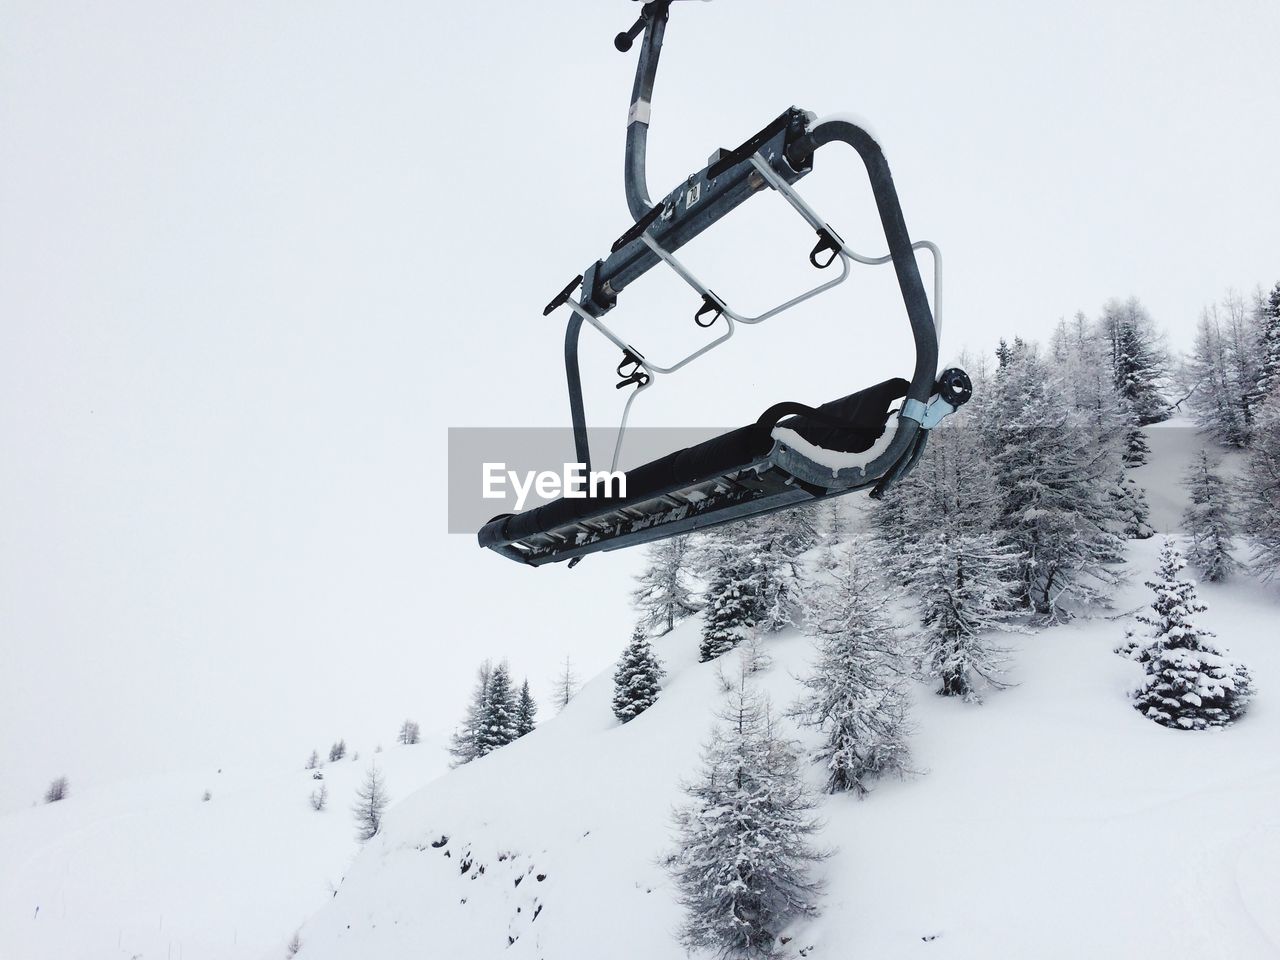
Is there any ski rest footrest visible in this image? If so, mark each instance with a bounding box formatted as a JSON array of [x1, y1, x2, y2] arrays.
[[477, 378, 909, 566]]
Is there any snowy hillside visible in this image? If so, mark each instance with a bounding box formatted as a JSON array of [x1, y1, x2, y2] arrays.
[[288, 570, 1279, 955], [4, 420, 1276, 960], [0, 740, 449, 960]]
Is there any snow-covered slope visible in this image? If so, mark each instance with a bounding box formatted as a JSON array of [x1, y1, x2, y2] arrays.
[[291, 538, 1279, 960], [1130, 416, 1245, 533], [0, 740, 449, 960]]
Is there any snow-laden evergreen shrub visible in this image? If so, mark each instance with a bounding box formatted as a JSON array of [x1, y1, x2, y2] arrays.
[[669, 675, 825, 957], [792, 567, 913, 795], [1130, 540, 1252, 730], [1182, 449, 1239, 582], [612, 627, 664, 723]]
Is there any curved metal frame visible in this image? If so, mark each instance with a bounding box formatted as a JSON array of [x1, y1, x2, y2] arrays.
[[558, 2, 940, 495]]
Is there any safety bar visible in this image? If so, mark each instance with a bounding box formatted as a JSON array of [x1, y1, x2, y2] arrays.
[[558, 7, 939, 493]]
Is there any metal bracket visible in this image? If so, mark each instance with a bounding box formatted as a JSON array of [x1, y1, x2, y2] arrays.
[[918, 394, 961, 429]]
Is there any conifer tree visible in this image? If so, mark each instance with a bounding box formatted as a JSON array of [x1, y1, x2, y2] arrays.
[[1107, 472, 1155, 544], [1240, 393, 1280, 578], [978, 343, 1124, 617], [915, 530, 1020, 699], [1182, 450, 1239, 582], [612, 627, 664, 723], [1129, 540, 1252, 729], [874, 412, 1022, 696], [1185, 295, 1263, 447], [749, 508, 818, 633], [352, 762, 389, 841], [632, 535, 700, 635], [1099, 296, 1171, 425], [1121, 407, 1150, 467], [1251, 282, 1280, 413], [448, 660, 492, 766], [476, 661, 519, 757], [699, 536, 764, 662], [792, 567, 912, 795], [397, 719, 421, 745], [669, 675, 825, 956], [515, 679, 538, 737]]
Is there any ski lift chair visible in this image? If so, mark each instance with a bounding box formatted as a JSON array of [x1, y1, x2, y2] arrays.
[[478, 0, 971, 567]]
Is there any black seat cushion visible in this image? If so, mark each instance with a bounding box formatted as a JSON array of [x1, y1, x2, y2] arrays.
[[490, 377, 908, 543]]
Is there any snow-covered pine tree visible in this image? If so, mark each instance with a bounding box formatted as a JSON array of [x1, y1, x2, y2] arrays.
[[448, 660, 492, 766], [979, 342, 1124, 617], [328, 739, 346, 762], [632, 534, 700, 635], [871, 403, 1022, 696], [669, 675, 825, 956], [351, 762, 389, 841], [698, 531, 766, 662], [1185, 296, 1262, 447], [1129, 540, 1253, 729], [1107, 471, 1155, 544], [1121, 407, 1150, 467], [750, 506, 820, 633], [1250, 282, 1280, 414], [792, 566, 912, 795], [1182, 449, 1240, 582], [515, 678, 537, 737], [1240, 392, 1280, 578], [476, 661, 519, 757], [612, 627, 664, 723], [1099, 296, 1171, 426], [1053, 313, 1147, 465]]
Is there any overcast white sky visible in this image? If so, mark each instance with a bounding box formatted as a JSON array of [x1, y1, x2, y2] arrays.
[[2, 0, 1278, 810]]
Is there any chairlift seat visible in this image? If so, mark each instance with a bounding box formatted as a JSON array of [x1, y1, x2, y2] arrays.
[[478, 378, 908, 564]]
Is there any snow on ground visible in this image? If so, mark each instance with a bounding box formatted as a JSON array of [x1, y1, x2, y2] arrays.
[[289, 536, 1279, 960], [0, 738, 449, 960]]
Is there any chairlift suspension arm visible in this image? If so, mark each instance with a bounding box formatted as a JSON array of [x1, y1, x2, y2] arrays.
[[478, 2, 969, 566]]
